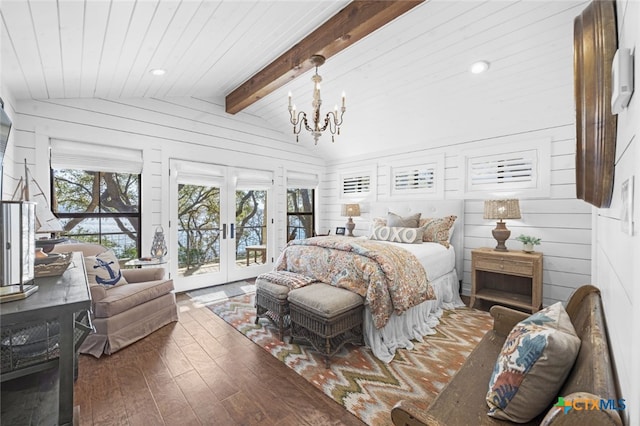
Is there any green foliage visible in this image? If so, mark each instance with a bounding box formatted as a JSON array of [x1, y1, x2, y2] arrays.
[[516, 234, 541, 245], [53, 169, 140, 258], [287, 188, 314, 240]]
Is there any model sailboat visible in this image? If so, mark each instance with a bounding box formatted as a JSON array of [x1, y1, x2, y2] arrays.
[[12, 159, 64, 236]]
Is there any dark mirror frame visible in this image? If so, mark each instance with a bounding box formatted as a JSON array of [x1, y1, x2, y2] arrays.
[[574, 0, 618, 208]]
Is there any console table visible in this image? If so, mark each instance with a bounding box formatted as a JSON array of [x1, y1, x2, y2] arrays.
[[0, 252, 91, 425]]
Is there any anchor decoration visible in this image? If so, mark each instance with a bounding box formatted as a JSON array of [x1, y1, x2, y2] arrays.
[[93, 257, 123, 286]]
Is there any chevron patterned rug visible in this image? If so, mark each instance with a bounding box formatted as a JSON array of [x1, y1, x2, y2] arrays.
[[208, 293, 492, 425]]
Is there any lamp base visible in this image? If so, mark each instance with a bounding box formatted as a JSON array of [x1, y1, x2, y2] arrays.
[[492, 221, 511, 251], [346, 217, 356, 237]]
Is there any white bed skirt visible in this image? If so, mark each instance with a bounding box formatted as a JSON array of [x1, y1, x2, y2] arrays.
[[363, 269, 465, 363]]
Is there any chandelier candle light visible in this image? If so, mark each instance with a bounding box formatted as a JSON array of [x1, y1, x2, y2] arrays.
[[341, 203, 360, 237], [288, 55, 346, 144], [483, 199, 521, 251]]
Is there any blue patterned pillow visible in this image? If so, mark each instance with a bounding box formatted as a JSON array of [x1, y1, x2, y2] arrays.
[[486, 302, 580, 422]]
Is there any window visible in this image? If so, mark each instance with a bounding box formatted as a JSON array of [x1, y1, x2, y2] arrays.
[[386, 154, 444, 199], [394, 168, 434, 191], [338, 167, 376, 200], [342, 174, 371, 195], [287, 188, 314, 241], [468, 152, 534, 187], [52, 169, 141, 259], [462, 139, 551, 198]]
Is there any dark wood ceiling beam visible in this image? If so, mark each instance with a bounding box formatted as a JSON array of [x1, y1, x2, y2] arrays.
[[225, 0, 424, 114]]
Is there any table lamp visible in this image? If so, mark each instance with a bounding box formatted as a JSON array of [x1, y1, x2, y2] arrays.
[[341, 203, 360, 237], [483, 199, 521, 251]]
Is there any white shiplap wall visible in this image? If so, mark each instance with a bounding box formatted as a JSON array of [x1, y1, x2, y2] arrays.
[[3, 96, 325, 272], [592, 1, 639, 423], [322, 124, 590, 308], [0, 89, 18, 199]]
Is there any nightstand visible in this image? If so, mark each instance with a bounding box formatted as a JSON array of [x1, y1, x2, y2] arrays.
[[470, 247, 543, 313]]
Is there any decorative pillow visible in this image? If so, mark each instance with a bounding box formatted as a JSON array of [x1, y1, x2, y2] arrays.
[[419, 215, 457, 248], [486, 302, 580, 423], [370, 226, 424, 244], [371, 217, 387, 228], [387, 211, 421, 228], [258, 270, 317, 290], [84, 250, 128, 287]]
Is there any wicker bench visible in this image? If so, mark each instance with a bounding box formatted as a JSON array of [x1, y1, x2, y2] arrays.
[[255, 277, 290, 341], [288, 283, 364, 368]]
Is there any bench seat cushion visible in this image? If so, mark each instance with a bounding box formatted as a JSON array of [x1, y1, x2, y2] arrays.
[[94, 279, 174, 318], [256, 278, 290, 300], [288, 283, 363, 318]]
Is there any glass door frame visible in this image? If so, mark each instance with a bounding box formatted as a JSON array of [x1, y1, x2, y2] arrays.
[[169, 160, 274, 292]]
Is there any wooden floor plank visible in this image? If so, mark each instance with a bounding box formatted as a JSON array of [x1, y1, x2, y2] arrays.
[[179, 342, 240, 402], [67, 287, 365, 425], [115, 364, 164, 426], [173, 368, 235, 424]]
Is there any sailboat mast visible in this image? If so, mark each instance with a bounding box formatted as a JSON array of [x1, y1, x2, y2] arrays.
[[23, 158, 30, 201]]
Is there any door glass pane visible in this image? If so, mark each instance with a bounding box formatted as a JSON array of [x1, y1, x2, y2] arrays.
[[235, 189, 267, 267], [177, 184, 221, 277]]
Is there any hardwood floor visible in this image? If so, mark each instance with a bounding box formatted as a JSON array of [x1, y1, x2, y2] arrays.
[[73, 292, 365, 426]]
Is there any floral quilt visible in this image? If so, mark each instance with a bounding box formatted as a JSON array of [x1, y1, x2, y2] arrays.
[[275, 236, 435, 329]]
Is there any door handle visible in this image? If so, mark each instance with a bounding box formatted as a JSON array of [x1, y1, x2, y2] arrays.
[[222, 223, 227, 239], [230, 223, 235, 239]]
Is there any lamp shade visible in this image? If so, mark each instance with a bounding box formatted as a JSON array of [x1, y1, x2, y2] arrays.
[[341, 203, 361, 217], [483, 199, 521, 220]]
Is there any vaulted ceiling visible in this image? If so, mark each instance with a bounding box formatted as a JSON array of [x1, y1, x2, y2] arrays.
[[0, 0, 588, 161]]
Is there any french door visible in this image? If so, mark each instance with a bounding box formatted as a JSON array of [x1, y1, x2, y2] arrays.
[[169, 160, 273, 292]]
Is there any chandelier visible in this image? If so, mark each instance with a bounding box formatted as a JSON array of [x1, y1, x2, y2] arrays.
[[287, 55, 346, 144]]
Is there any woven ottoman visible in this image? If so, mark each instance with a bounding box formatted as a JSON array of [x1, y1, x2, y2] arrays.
[[255, 278, 291, 341], [288, 283, 364, 368], [255, 271, 319, 341]]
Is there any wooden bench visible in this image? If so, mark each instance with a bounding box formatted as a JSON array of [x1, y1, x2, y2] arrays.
[[391, 285, 623, 426], [246, 245, 266, 266]]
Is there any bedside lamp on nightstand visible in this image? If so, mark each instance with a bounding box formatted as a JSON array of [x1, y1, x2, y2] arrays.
[[341, 203, 360, 237], [483, 199, 521, 251]]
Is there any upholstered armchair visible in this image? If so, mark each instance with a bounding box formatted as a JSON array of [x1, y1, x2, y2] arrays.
[[52, 243, 178, 357]]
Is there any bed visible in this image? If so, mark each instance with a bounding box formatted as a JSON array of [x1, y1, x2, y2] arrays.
[[276, 200, 465, 363]]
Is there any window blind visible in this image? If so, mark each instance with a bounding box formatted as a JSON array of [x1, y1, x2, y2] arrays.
[[234, 168, 273, 190], [393, 167, 435, 192], [172, 159, 225, 187], [286, 171, 319, 189], [467, 150, 536, 191], [50, 139, 143, 174], [342, 174, 371, 195]]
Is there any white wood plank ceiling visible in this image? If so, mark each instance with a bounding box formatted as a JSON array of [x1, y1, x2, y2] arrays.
[[0, 0, 589, 161]]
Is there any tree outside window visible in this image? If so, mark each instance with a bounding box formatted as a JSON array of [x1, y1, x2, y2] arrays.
[[52, 169, 141, 259], [287, 188, 314, 241], [177, 185, 267, 275]]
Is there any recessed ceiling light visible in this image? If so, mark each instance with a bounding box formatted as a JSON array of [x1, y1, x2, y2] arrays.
[[470, 61, 490, 74], [150, 68, 166, 76]]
